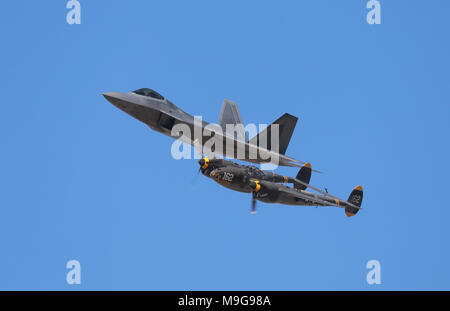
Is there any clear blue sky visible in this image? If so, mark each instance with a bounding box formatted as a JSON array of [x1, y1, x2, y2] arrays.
[[1, 1, 449, 290]]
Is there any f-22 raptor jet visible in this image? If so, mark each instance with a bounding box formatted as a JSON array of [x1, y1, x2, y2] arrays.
[[104, 88, 314, 169]]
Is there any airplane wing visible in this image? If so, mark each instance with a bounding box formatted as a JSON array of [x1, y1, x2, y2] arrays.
[[276, 184, 363, 210], [290, 177, 361, 210], [277, 185, 342, 207]]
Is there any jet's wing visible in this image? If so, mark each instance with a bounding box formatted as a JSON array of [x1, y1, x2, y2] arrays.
[[218, 99, 247, 141]]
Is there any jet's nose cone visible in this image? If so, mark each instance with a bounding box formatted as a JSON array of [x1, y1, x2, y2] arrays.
[[103, 92, 129, 111], [103, 92, 119, 102]]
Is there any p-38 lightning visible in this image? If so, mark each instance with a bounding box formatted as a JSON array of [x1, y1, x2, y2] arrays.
[[198, 158, 363, 217]]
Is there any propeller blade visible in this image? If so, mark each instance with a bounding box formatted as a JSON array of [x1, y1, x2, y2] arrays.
[[251, 193, 257, 214], [190, 161, 202, 187]]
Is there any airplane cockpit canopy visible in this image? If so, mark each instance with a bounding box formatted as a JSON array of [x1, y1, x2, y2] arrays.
[[246, 165, 264, 178], [132, 88, 165, 100]]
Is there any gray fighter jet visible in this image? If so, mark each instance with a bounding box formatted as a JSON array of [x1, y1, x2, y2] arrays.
[[104, 88, 314, 169]]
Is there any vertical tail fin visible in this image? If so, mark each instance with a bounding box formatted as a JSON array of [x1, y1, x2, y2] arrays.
[[294, 163, 312, 190], [249, 113, 298, 155], [345, 185, 363, 218], [218, 99, 247, 141]]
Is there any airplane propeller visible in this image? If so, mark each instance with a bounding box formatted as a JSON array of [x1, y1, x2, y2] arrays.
[[198, 158, 208, 169], [190, 166, 201, 187], [251, 193, 257, 214], [249, 180, 261, 214]]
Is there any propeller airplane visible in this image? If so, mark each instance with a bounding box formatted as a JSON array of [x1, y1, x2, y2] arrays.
[[198, 158, 363, 217]]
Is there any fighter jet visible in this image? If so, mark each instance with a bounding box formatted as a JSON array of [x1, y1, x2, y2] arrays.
[[198, 158, 363, 217], [104, 88, 314, 169]]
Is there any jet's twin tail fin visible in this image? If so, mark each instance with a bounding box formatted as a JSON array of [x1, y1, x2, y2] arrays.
[[218, 100, 299, 154], [249, 113, 298, 155], [218, 99, 247, 141]]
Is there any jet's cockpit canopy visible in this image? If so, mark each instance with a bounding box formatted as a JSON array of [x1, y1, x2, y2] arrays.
[[132, 88, 165, 100]]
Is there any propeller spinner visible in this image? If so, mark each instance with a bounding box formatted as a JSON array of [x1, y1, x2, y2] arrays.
[[198, 158, 209, 169], [249, 180, 261, 214]]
